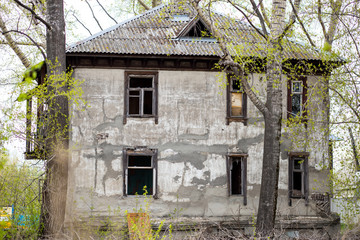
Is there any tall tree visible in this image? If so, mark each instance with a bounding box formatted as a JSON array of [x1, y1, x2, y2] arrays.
[[40, 0, 68, 237], [191, 0, 297, 236], [256, 0, 287, 235], [10, 0, 68, 237]]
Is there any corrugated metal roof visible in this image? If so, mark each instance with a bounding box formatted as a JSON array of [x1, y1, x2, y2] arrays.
[[66, 3, 326, 61]]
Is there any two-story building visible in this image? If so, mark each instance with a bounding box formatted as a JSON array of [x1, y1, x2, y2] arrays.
[[27, 2, 341, 238]]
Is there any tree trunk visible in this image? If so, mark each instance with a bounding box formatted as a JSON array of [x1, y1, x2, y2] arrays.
[[256, 0, 286, 236], [39, 0, 68, 238]]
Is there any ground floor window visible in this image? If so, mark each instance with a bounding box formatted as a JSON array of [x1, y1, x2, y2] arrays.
[[227, 153, 247, 205], [123, 147, 157, 197], [288, 152, 309, 205]]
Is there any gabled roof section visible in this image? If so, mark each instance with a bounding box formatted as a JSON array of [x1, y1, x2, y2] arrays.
[[66, 3, 334, 61], [175, 16, 214, 41]]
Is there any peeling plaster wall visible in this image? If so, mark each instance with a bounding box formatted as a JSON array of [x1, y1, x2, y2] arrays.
[[65, 68, 330, 225]]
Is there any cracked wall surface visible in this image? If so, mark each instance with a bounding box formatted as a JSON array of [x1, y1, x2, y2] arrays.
[[65, 68, 331, 226]]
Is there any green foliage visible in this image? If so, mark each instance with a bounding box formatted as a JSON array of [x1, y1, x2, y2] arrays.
[[0, 157, 42, 239]]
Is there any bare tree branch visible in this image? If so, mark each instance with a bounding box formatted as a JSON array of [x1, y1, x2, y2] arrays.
[[336, 13, 360, 58], [226, 0, 268, 40], [327, 0, 343, 45], [190, 0, 269, 117], [84, 0, 103, 31], [330, 86, 360, 123], [72, 13, 92, 36], [96, 0, 118, 24], [288, 0, 317, 48], [277, 17, 296, 43], [13, 0, 51, 30], [249, 0, 269, 36], [276, 0, 304, 43], [317, 0, 328, 40], [138, 0, 150, 10], [0, 14, 31, 68], [259, 0, 271, 29], [289, 0, 301, 22], [0, 39, 44, 47], [152, 0, 161, 8], [2, 29, 46, 61]]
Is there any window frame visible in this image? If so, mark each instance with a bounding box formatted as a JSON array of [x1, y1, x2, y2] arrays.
[[123, 71, 158, 124], [288, 152, 309, 206], [287, 76, 307, 120], [226, 153, 248, 205], [123, 147, 158, 198], [226, 75, 248, 125]]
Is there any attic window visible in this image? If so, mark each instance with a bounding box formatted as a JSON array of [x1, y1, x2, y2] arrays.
[[171, 14, 190, 21], [177, 18, 216, 42], [185, 20, 212, 38]]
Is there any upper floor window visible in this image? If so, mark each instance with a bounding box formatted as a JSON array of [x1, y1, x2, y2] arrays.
[[288, 152, 309, 206], [124, 72, 158, 124], [226, 75, 247, 125], [287, 76, 307, 119], [227, 153, 247, 205]]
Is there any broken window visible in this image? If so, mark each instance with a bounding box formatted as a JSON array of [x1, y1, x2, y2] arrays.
[[288, 153, 309, 205], [123, 148, 157, 197], [124, 72, 158, 124], [176, 17, 216, 42], [24, 63, 47, 160], [25, 97, 47, 159], [287, 77, 307, 119], [226, 75, 247, 125], [227, 154, 247, 205], [184, 19, 212, 38]]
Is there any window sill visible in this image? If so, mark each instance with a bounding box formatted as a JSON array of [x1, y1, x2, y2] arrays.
[[123, 115, 158, 124], [125, 195, 158, 199], [226, 117, 248, 126]]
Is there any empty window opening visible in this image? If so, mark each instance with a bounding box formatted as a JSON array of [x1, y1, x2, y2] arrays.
[[289, 153, 308, 201], [129, 77, 153, 88], [128, 168, 153, 195], [231, 158, 243, 195], [124, 72, 158, 124], [128, 77, 154, 116], [227, 154, 247, 205], [184, 20, 212, 38], [124, 148, 157, 196], [292, 158, 304, 196]]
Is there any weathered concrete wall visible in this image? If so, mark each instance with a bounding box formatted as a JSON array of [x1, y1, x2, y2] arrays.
[[65, 68, 331, 227]]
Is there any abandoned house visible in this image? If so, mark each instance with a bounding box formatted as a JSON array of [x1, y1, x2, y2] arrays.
[[26, 2, 342, 237]]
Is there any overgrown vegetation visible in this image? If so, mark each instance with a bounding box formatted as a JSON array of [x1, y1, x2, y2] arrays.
[[0, 154, 42, 239]]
